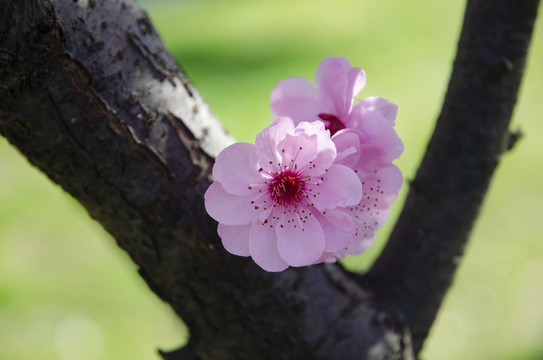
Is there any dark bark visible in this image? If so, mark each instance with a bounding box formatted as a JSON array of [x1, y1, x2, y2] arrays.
[[0, 0, 538, 359], [367, 0, 540, 353]]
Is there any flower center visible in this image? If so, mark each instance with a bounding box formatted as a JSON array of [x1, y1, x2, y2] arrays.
[[318, 113, 345, 136], [269, 170, 306, 207]]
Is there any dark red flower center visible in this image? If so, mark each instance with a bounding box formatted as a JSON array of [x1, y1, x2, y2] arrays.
[[269, 170, 305, 207], [319, 113, 345, 136]]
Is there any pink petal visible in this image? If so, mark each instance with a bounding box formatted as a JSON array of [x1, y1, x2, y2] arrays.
[[358, 164, 403, 208], [346, 195, 391, 256], [352, 104, 404, 162], [358, 96, 398, 124], [255, 117, 295, 167], [218, 223, 251, 256], [310, 164, 362, 211], [277, 132, 318, 171], [314, 251, 341, 264], [276, 213, 325, 266], [347, 234, 376, 256], [270, 77, 324, 124], [314, 209, 356, 252], [295, 121, 336, 174], [353, 207, 390, 241], [249, 221, 289, 272], [204, 182, 256, 225], [314, 56, 366, 119], [331, 129, 361, 167], [212, 142, 264, 196], [346, 66, 366, 104]]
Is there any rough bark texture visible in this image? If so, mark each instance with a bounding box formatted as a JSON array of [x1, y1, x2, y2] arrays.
[[0, 0, 538, 359]]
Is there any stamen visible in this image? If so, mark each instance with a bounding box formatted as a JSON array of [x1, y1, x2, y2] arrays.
[[268, 169, 307, 207]]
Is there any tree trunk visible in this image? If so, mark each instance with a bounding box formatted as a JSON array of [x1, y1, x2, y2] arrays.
[[0, 0, 538, 359]]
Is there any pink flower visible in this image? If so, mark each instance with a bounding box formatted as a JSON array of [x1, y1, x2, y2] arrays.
[[270, 56, 403, 162], [318, 162, 403, 263], [204, 117, 362, 272], [270, 56, 404, 262]]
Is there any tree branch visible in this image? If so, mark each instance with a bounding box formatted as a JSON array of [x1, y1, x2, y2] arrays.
[[0, 1, 413, 359], [367, 0, 540, 353]]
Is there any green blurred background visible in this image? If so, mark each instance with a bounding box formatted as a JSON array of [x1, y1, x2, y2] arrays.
[[1, 0, 542, 359]]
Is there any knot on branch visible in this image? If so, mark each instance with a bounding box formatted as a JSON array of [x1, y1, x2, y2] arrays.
[[506, 128, 523, 151], [488, 57, 514, 82]]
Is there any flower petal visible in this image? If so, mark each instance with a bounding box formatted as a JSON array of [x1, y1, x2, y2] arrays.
[[358, 96, 398, 124], [358, 164, 403, 208], [204, 182, 256, 225], [352, 103, 404, 162], [218, 223, 251, 256], [277, 132, 318, 172], [249, 221, 289, 272], [331, 129, 361, 167], [255, 117, 295, 167], [314, 251, 341, 264], [295, 121, 336, 174], [314, 209, 356, 252], [353, 207, 390, 242], [212, 142, 264, 196], [270, 77, 325, 124], [310, 164, 362, 211], [275, 213, 325, 266], [315, 56, 366, 119], [348, 216, 380, 256], [347, 234, 376, 256]]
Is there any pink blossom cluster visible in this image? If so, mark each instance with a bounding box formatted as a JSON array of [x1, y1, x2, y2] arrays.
[[205, 56, 403, 272]]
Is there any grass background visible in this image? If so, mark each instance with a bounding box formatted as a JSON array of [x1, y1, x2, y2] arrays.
[[1, 0, 542, 359]]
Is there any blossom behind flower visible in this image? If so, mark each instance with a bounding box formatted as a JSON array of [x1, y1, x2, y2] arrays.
[[270, 56, 404, 262], [270, 56, 403, 162]]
